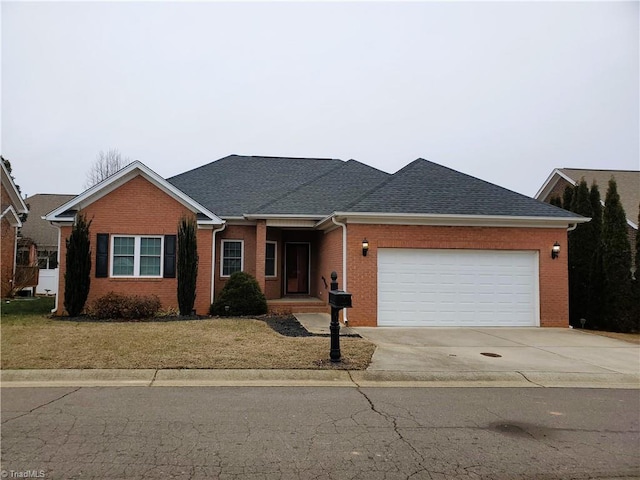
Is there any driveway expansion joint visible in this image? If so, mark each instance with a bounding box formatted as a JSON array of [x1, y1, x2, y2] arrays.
[[516, 371, 546, 387]]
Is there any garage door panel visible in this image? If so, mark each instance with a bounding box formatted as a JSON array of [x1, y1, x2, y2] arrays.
[[377, 249, 539, 327]]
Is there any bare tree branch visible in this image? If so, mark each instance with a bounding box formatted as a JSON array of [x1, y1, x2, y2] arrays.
[[84, 148, 131, 189]]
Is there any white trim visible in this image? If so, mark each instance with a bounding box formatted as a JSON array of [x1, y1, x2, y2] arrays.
[[210, 223, 227, 303], [265, 241, 278, 278], [110, 235, 164, 278], [52, 226, 61, 314], [317, 212, 588, 229], [220, 239, 244, 277], [44, 161, 223, 226], [1, 162, 28, 214], [331, 217, 348, 325], [534, 169, 577, 200], [1, 206, 22, 227]]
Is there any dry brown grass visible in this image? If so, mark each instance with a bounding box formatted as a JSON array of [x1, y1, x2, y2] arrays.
[[1, 315, 375, 370], [583, 330, 640, 345]]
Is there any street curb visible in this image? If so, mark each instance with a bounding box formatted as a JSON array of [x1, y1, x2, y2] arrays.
[[1, 369, 638, 388]]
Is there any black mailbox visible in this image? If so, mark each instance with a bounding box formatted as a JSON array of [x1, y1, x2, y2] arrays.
[[329, 290, 352, 309]]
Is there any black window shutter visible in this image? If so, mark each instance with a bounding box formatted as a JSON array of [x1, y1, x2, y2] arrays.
[[96, 233, 109, 278], [164, 235, 177, 278]]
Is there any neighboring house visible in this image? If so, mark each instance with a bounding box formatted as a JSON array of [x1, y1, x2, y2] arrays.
[[46, 155, 586, 327], [1, 161, 29, 297], [536, 168, 639, 262], [19, 194, 76, 294]]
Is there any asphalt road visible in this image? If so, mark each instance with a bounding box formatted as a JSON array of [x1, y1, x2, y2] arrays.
[[1, 386, 638, 479]]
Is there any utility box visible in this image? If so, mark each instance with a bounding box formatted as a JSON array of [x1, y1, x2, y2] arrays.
[[329, 290, 352, 309]]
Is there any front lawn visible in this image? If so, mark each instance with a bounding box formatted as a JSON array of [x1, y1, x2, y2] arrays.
[[0, 307, 375, 370]]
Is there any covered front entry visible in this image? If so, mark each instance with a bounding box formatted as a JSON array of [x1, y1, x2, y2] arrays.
[[285, 242, 310, 295], [377, 248, 539, 327]]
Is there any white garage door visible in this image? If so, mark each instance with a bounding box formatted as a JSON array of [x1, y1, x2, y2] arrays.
[[378, 249, 539, 327]]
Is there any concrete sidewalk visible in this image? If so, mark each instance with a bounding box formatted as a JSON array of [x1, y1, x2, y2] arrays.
[[1, 317, 638, 389]]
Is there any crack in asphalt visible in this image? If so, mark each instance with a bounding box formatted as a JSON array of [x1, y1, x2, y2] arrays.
[[1, 387, 81, 425], [347, 371, 432, 480]]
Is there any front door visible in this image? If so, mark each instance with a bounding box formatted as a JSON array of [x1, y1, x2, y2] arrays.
[[285, 243, 310, 295]]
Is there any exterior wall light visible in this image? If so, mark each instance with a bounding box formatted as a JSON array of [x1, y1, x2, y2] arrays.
[[362, 238, 369, 257], [551, 242, 560, 259]]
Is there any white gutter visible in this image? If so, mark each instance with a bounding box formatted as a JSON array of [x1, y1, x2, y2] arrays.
[[331, 216, 348, 325], [210, 223, 227, 304]]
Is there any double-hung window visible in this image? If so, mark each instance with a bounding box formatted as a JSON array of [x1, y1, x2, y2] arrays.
[[221, 240, 243, 277], [111, 236, 163, 277]]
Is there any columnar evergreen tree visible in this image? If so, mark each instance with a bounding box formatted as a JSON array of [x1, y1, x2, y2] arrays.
[[177, 215, 198, 316], [567, 179, 594, 326], [64, 213, 92, 317], [549, 196, 563, 208], [562, 185, 574, 211], [601, 178, 633, 332], [587, 182, 604, 328]]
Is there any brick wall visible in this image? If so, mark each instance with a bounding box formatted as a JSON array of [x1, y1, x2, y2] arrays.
[[1, 187, 17, 297], [345, 223, 569, 328], [55, 176, 213, 315]]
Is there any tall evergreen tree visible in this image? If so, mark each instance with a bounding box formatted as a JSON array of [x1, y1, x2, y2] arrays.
[[587, 182, 604, 328], [177, 215, 198, 316], [567, 179, 594, 326], [601, 178, 633, 332], [549, 196, 563, 208], [562, 185, 574, 210], [64, 213, 92, 317]]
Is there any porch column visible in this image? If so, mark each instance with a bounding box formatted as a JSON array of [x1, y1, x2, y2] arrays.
[[255, 220, 267, 294]]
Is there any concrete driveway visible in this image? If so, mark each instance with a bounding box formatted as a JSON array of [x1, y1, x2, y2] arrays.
[[352, 326, 640, 387]]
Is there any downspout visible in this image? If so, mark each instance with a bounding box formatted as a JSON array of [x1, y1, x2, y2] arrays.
[[210, 223, 227, 305], [51, 225, 61, 314], [331, 216, 348, 325], [567, 223, 578, 232]]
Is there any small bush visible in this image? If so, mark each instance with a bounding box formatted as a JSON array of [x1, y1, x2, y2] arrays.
[[88, 292, 162, 320], [210, 272, 268, 317]]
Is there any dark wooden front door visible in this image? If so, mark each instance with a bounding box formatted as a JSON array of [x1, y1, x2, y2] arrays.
[[285, 243, 309, 294]]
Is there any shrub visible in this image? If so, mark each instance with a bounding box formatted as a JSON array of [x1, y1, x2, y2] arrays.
[[88, 292, 162, 320], [210, 272, 268, 316]]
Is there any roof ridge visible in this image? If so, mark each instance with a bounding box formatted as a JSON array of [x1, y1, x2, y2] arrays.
[[251, 160, 348, 212], [561, 168, 639, 173], [340, 160, 419, 211]]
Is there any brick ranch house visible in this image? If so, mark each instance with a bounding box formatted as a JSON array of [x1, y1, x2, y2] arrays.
[[45, 155, 587, 327]]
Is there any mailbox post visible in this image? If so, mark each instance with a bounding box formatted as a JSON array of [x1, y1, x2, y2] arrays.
[[328, 271, 352, 362]]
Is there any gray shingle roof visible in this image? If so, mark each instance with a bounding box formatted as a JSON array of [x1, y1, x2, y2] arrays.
[[21, 194, 77, 248], [253, 160, 389, 216], [348, 159, 580, 218], [167, 155, 344, 217], [168, 155, 581, 220]]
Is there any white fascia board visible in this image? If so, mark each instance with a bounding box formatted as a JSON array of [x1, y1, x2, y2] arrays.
[[534, 169, 577, 200], [317, 211, 589, 229], [1, 206, 22, 227], [1, 162, 28, 214], [44, 161, 223, 225], [243, 214, 324, 220]]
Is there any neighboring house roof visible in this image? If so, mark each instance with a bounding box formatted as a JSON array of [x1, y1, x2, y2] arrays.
[[168, 155, 345, 218], [45, 161, 223, 226], [21, 194, 76, 248], [1, 161, 28, 227], [536, 168, 640, 229]]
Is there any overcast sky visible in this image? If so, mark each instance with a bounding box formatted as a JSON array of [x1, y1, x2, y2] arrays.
[[2, 1, 638, 200]]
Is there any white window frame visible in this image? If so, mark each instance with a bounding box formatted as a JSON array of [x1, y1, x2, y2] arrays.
[[221, 239, 244, 277], [110, 235, 164, 278], [265, 241, 278, 278]]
